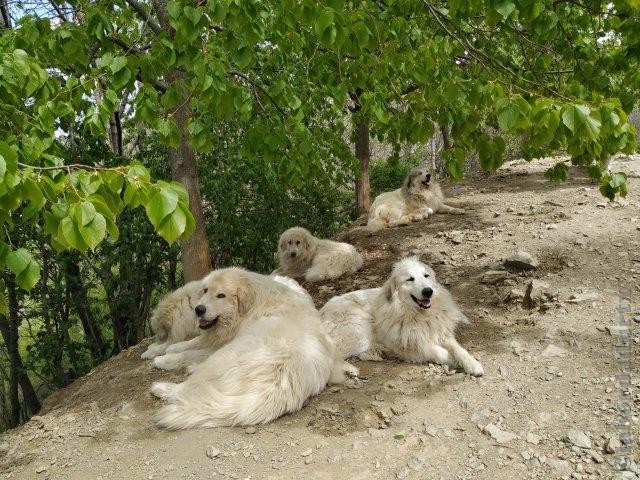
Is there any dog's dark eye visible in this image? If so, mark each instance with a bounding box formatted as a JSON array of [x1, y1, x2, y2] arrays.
[[216, 293, 225, 298], [288, 240, 292, 244], [203, 288, 208, 293], [424, 273, 429, 278], [407, 277, 414, 282], [296, 241, 300, 245]]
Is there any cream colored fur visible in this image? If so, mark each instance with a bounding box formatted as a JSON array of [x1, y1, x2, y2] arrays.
[[321, 257, 483, 376], [141, 275, 310, 360], [141, 280, 203, 360], [366, 166, 464, 232], [274, 227, 363, 282], [150, 267, 352, 429]]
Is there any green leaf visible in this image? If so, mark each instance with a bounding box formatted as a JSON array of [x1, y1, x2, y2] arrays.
[[79, 213, 107, 249], [562, 104, 589, 133], [156, 205, 187, 244], [145, 186, 179, 228], [75, 201, 96, 227], [6, 248, 40, 290], [60, 217, 89, 251], [495, 0, 515, 18]]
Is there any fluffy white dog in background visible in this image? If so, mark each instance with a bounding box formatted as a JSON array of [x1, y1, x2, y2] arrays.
[[141, 274, 310, 361], [150, 267, 351, 429], [321, 256, 484, 376], [366, 166, 465, 232], [274, 227, 363, 282]]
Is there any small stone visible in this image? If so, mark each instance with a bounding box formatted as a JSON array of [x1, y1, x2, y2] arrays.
[[606, 325, 629, 336], [244, 426, 257, 434], [206, 446, 222, 459], [526, 432, 542, 445], [541, 344, 567, 358], [407, 455, 425, 471], [605, 436, 621, 454], [566, 429, 591, 449], [483, 423, 517, 444], [634, 315, 640, 324], [505, 251, 539, 270], [450, 231, 464, 244], [425, 426, 438, 437], [589, 450, 604, 464], [36, 466, 47, 474], [568, 292, 599, 303], [396, 466, 411, 479], [499, 366, 508, 377], [520, 451, 531, 461], [300, 449, 313, 457], [482, 270, 510, 284], [523, 280, 556, 309], [547, 458, 572, 476]]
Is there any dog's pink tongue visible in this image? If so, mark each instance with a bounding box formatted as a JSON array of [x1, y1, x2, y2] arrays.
[[198, 318, 210, 327], [419, 299, 431, 309]]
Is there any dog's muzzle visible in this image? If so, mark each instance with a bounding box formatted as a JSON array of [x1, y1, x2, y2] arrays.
[[198, 316, 219, 330]]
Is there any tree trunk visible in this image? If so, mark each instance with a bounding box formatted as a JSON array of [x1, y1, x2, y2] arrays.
[[166, 69, 212, 282], [63, 256, 108, 360], [441, 123, 452, 150], [0, 276, 40, 427], [355, 120, 371, 216]]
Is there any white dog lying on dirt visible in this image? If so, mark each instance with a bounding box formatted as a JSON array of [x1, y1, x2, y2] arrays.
[[141, 274, 310, 360], [150, 267, 352, 429], [366, 166, 464, 232], [320, 256, 484, 376], [274, 226, 363, 282]]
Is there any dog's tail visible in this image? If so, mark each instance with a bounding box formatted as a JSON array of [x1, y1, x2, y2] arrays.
[[154, 336, 333, 429]]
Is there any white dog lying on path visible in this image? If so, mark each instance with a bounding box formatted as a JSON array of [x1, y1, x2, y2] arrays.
[[141, 274, 310, 360], [320, 256, 484, 376], [150, 267, 352, 429], [274, 226, 363, 282], [366, 166, 465, 232]]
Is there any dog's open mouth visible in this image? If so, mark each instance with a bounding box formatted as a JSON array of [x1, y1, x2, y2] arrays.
[[411, 295, 431, 309], [198, 316, 219, 330], [421, 180, 431, 187]]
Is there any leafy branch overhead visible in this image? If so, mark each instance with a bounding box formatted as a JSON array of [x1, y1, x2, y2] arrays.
[[1, 0, 640, 293]]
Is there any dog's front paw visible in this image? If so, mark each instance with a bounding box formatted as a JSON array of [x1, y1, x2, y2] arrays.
[[141, 349, 155, 360], [464, 358, 484, 377], [425, 207, 434, 217], [452, 208, 465, 215], [153, 354, 177, 371]]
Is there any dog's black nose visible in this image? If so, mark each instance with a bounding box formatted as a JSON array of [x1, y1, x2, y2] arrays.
[[425, 173, 431, 181], [290, 252, 296, 258], [194, 304, 206, 316], [422, 287, 433, 298]]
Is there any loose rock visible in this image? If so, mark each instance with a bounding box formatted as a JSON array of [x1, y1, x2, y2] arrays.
[[606, 325, 629, 336], [605, 436, 621, 454], [566, 429, 591, 449], [505, 251, 539, 270], [541, 344, 567, 358], [482, 270, 510, 284], [526, 432, 541, 445], [568, 292, 599, 303], [523, 280, 557, 309], [206, 446, 222, 459], [483, 423, 517, 444]]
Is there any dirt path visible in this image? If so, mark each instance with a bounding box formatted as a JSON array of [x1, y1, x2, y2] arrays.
[[1, 157, 639, 480]]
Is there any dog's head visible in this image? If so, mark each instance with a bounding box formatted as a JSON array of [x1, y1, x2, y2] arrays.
[[278, 227, 314, 262], [404, 166, 433, 195], [382, 256, 438, 310], [193, 269, 255, 332]]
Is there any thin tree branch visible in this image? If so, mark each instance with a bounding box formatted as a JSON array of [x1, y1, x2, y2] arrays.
[[124, 0, 162, 34], [228, 70, 285, 117]]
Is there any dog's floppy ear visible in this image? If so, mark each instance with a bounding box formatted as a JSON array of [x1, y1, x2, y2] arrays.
[[381, 275, 398, 302], [278, 234, 287, 252], [235, 275, 256, 316]]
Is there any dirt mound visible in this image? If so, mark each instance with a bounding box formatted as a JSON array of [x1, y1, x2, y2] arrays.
[[1, 156, 639, 480]]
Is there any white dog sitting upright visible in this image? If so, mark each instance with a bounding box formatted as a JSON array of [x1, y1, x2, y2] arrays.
[[274, 226, 363, 282], [150, 267, 350, 429], [366, 166, 464, 232], [321, 256, 484, 376]]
